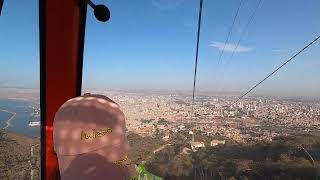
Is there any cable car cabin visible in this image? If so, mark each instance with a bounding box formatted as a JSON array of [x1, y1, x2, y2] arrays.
[[1, 0, 320, 179]]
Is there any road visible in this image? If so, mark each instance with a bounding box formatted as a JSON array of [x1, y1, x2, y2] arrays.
[[153, 144, 172, 154]]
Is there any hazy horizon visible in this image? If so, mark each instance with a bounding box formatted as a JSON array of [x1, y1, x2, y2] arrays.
[[1, 86, 320, 101], [1, 0, 320, 98]]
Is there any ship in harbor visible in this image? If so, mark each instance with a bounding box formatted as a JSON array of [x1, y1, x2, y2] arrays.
[[28, 121, 40, 127]]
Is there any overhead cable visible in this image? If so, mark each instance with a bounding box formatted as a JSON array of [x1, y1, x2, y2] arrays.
[[229, 0, 263, 61], [191, 0, 204, 120], [232, 35, 320, 106], [217, 0, 244, 63]]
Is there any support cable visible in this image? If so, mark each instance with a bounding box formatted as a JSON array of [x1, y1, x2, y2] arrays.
[[231, 35, 320, 107], [229, 0, 263, 61], [191, 0, 204, 120], [217, 0, 244, 63]]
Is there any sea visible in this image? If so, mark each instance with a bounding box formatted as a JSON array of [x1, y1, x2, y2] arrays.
[[0, 98, 40, 137]]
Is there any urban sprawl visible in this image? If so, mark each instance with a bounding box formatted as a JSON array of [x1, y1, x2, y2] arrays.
[[87, 91, 320, 147]]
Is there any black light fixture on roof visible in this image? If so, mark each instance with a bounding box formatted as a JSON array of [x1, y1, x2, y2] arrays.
[[80, 0, 110, 22], [0, 0, 4, 16]]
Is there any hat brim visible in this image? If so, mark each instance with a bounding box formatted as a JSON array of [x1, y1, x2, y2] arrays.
[[58, 139, 134, 180]]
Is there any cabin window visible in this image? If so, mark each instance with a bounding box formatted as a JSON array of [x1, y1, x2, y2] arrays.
[[85, 0, 320, 179], [0, 0, 40, 179]]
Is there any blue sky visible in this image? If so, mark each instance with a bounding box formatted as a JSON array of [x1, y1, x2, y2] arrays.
[[0, 0, 319, 97]]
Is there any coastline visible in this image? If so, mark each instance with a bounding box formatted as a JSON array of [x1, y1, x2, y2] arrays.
[[0, 98, 39, 137], [0, 108, 16, 129]]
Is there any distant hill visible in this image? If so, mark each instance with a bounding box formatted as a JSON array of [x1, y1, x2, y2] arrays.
[[0, 88, 39, 103]]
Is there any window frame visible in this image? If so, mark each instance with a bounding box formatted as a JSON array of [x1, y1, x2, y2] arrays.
[[39, 0, 87, 179]]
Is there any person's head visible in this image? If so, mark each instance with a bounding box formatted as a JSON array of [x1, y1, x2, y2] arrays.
[[53, 93, 135, 180]]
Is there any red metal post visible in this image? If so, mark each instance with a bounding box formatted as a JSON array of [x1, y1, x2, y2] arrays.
[[39, 0, 86, 179]]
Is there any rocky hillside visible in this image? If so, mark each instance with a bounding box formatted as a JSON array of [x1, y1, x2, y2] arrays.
[[0, 130, 40, 180]]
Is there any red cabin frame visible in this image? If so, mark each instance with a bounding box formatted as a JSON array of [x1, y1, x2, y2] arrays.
[[39, 0, 87, 179]]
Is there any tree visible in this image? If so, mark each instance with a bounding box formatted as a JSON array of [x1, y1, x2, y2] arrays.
[[168, 154, 193, 177]]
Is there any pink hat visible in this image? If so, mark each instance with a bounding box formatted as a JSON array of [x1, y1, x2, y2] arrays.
[[53, 94, 134, 180]]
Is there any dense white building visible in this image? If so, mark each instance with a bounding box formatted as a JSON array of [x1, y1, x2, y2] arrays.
[[210, 139, 226, 147], [190, 142, 205, 152]]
